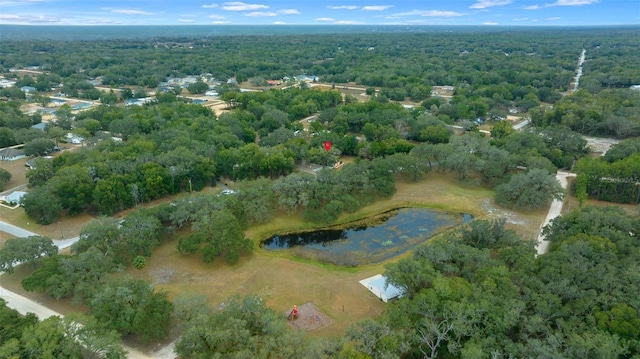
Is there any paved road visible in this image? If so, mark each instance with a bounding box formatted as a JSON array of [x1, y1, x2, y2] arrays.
[[0, 285, 59, 318], [0, 221, 38, 238], [535, 171, 576, 255], [572, 49, 586, 93], [0, 220, 79, 249], [0, 287, 156, 358], [0, 221, 173, 358]]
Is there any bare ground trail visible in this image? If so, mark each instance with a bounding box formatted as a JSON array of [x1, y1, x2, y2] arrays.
[[535, 171, 576, 255]]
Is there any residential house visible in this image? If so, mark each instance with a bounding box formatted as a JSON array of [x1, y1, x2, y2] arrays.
[[31, 122, 47, 131], [0, 79, 16, 88], [71, 102, 92, 110], [3, 191, 27, 206], [125, 97, 154, 106], [25, 156, 53, 170], [65, 133, 85, 144], [0, 148, 26, 161], [293, 75, 319, 82]]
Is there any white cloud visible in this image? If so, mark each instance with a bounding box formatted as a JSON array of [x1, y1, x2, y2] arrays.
[[422, 10, 464, 17], [387, 10, 466, 19], [335, 20, 364, 24], [483, 21, 499, 25], [81, 18, 122, 25], [545, 17, 561, 20], [202, 3, 218, 8], [315, 17, 335, 21], [362, 5, 393, 11], [212, 20, 231, 24], [222, 2, 268, 11], [555, 0, 598, 5], [402, 19, 428, 24], [279, 9, 300, 15], [273, 21, 286, 24], [327, 5, 358, 10], [0, 13, 60, 24], [178, 19, 195, 23], [245, 11, 277, 17], [512, 17, 529, 21], [104, 8, 155, 16], [526, 0, 598, 10], [208, 14, 226, 19], [0, 0, 43, 5], [470, 0, 512, 9]]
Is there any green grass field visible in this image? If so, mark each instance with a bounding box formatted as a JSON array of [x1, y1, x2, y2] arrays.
[[0, 172, 551, 339]]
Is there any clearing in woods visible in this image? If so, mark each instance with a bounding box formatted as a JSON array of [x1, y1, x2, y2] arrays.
[[1, 172, 549, 338]]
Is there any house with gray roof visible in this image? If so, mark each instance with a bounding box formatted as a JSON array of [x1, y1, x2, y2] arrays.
[[0, 148, 26, 161]]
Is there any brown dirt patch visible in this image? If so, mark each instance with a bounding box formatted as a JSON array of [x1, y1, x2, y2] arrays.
[[0, 231, 16, 247], [0, 205, 94, 241], [129, 237, 386, 337], [285, 302, 334, 331], [1, 171, 554, 342], [0, 157, 29, 190], [0, 144, 75, 192], [204, 100, 231, 116]]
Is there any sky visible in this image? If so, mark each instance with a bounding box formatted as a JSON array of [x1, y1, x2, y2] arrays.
[[0, 0, 638, 26]]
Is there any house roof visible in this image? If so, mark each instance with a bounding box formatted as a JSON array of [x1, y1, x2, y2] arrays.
[[31, 122, 46, 131], [72, 102, 92, 110], [5, 191, 27, 204], [0, 148, 25, 160], [25, 156, 52, 169]]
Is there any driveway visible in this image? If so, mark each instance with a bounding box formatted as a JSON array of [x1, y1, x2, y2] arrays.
[[0, 220, 79, 250], [535, 171, 576, 255], [0, 221, 38, 239]]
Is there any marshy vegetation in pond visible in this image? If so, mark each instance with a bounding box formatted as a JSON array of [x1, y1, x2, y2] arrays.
[[262, 208, 472, 266]]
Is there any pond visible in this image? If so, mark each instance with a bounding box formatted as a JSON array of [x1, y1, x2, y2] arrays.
[[262, 208, 472, 266]]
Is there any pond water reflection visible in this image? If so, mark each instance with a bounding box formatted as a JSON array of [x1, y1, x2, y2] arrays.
[[262, 208, 472, 266]]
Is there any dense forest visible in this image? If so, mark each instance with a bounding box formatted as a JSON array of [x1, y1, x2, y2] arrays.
[[350, 207, 640, 358], [1, 27, 640, 358], [6, 207, 638, 358], [14, 90, 587, 223], [0, 28, 638, 149]]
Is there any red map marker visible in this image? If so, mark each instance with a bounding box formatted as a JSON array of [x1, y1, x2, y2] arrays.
[[323, 141, 332, 152]]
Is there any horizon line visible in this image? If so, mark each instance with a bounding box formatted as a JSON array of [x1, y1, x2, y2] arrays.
[[1, 23, 638, 27]]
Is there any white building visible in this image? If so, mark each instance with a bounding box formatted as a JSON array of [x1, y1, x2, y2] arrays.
[[359, 274, 404, 303]]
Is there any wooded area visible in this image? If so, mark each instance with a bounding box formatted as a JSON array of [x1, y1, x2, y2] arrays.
[[1, 26, 639, 358]]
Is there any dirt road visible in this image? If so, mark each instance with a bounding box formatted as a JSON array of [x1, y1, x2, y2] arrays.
[[535, 171, 576, 255]]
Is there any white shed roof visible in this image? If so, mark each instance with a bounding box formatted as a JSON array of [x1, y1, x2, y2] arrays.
[[359, 274, 404, 303]]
